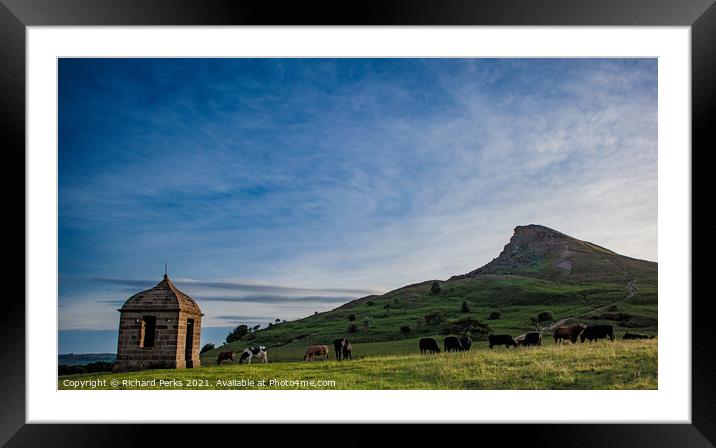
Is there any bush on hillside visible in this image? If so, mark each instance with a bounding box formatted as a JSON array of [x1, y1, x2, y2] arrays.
[[431, 281, 442, 295], [461, 301, 470, 313], [424, 311, 445, 325], [226, 324, 249, 343], [200, 343, 215, 354], [440, 317, 491, 336], [400, 325, 411, 334], [348, 314, 356, 321], [348, 324, 358, 333], [488, 311, 501, 320]]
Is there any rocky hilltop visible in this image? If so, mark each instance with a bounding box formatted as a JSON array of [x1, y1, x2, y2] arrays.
[[451, 224, 657, 284]]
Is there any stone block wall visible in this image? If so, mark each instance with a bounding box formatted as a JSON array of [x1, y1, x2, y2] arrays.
[[174, 311, 202, 369], [114, 309, 202, 372], [115, 310, 182, 371]]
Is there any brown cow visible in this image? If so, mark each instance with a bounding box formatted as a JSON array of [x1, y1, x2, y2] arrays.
[[304, 345, 329, 361], [553, 324, 586, 344], [216, 351, 236, 364]]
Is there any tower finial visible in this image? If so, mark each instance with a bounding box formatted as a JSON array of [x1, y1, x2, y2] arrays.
[[164, 260, 168, 279]]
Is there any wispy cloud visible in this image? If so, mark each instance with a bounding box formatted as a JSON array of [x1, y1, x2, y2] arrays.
[[92, 277, 377, 296], [215, 315, 277, 321], [201, 295, 353, 304]]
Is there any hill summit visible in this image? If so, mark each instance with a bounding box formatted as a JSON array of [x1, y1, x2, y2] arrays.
[[450, 224, 657, 284]]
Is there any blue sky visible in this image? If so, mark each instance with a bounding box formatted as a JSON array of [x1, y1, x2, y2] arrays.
[[58, 58, 657, 353]]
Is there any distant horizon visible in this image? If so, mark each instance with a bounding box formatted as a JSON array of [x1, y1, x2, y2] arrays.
[[59, 58, 657, 353]]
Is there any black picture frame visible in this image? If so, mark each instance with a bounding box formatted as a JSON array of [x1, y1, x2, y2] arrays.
[[3, 0, 714, 446]]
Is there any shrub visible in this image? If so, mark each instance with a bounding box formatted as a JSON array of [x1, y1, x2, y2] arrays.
[[424, 311, 444, 325], [488, 311, 501, 320], [363, 317, 372, 328], [367, 300, 374, 306], [400, 325, 411, 334], [537, 311, 553, 323], [607, 304, 619, 312], [200, 343, 215, 354], [461, 301, 470, 313], [348, 324, 358, 333], [431, 281, 442, 295], [226, 324, 249, 343], [246, 332, 257, 340], [440, 317, 492, 336], [348, 314, 356, 321]]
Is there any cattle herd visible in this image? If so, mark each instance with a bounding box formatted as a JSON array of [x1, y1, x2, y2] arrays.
[[215, 338, 355, 364], [420, 324, 652, 355], [214, 324, 653, 365]]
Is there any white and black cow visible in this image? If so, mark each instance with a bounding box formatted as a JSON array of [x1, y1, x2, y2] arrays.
[[238, 346, 268, 364]]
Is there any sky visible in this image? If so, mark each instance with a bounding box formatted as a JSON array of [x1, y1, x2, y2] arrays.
[[58, 58, 658, 353]]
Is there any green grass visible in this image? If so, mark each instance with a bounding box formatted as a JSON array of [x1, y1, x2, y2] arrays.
[[59, 338, 657, 390]]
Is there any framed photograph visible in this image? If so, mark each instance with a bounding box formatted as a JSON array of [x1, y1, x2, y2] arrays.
[[6, 0, 714, 445]]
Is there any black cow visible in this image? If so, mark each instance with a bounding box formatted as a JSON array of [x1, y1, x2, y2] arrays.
[[459, 335, 472, 351], [419, 338, 440, 355], [334, 338, 352, 361], [333, 338, 344, 361], [488, 334, 517, 349], [522, 332, 543, 346], [444, 336, 463, 352], [581, 325, 615, 342], [623, 332, 653, 340]]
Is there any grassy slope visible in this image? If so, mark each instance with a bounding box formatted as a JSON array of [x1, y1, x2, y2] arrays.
[[59, 338, 657, 390], [203, 274, 657, 359]]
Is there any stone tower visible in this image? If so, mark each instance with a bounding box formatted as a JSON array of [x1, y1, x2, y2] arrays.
[[114, 274, 203, 372]]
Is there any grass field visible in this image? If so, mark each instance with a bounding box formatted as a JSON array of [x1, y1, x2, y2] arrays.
[[59, 338, 657, 390]]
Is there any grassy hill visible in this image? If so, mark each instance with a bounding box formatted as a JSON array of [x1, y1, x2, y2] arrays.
[[203, 225, 657, 359]]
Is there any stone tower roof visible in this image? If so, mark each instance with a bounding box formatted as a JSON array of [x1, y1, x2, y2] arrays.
[[119, 275, 203, 315]]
